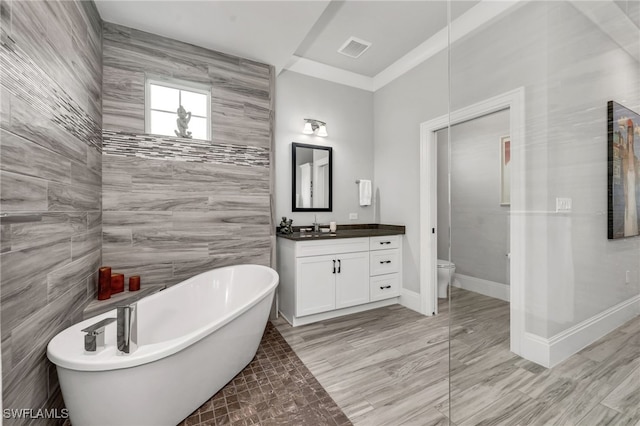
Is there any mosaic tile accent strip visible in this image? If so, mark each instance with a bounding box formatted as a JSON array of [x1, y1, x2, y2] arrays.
[[103, 130, 270, 168], [178, 322, 352, 426], [0, 34, 101, 152]]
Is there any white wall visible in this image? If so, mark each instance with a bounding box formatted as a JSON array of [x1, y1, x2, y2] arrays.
[[275, 70, 375, 226], [437, 109, 511, 285], [535, 2, 640, 337], [373, 51, 449, 293], [375, 1, 640, 338]]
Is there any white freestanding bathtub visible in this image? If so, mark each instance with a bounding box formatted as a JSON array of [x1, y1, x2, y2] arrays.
[[47, 264, 279, 426]]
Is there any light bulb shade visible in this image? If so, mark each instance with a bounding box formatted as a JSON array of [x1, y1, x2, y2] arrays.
[[303, 122, 314, 134], [317, 124, 328, 137]]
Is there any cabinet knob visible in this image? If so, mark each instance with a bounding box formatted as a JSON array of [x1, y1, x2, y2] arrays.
[[380, 285, 391, 290], [379, 260, 391, 264], [332, 260, 336, 274], [337, 259, 341, 273], [380, 241, 391, 245]]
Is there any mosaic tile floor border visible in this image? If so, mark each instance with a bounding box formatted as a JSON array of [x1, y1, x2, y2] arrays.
[[178, 322, 352, 426]]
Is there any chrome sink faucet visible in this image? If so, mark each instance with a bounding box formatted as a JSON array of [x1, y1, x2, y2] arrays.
[[117, 303, 138, 354], [313, 214, 320, 232]]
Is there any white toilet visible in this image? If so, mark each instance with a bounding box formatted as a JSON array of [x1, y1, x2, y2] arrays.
[[437, 260, 456, 298]]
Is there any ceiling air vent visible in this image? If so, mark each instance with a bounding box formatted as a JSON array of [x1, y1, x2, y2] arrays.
[[337, 37, 371, 59]]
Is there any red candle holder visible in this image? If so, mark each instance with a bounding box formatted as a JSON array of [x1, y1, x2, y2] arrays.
[[98, 267, 112, 300], [129, 275, 140, 292], [111, 273, 125, 294]]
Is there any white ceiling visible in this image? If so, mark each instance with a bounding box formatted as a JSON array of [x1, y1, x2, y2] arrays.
[[94, 1, 638, 91], [94, 1, 331, 73], [296, 1, 477, 77], [95, 0, 479, 84]]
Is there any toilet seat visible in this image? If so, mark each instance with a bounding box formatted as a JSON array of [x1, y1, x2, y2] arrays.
[[437, 260, 455, 269]]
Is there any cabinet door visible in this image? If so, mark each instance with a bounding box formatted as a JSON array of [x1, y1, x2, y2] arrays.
[[335, 251, 370, 309], [296, 255, 336, 316]]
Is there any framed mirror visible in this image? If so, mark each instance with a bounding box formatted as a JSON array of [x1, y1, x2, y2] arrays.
[[292, 142, 333, 212]]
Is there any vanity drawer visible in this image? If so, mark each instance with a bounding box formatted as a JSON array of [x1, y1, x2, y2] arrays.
[[370, 274, 400, 301], [370, 249, 400, 276], [296, 237, 369, 257], [370, 235, 400, 251]]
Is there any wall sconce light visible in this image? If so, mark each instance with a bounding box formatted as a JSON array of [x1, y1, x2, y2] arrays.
[[303, 118, 328, 137]]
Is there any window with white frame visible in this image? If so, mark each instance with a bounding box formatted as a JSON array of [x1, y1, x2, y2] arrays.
[[145, 78, 211, 140]]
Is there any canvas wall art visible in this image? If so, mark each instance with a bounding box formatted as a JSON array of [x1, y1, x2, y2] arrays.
[[608, 100, 640, 239]]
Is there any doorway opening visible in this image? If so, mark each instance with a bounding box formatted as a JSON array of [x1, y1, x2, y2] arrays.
[[419, 87, 526, 358], [435, 109, 511, 313]]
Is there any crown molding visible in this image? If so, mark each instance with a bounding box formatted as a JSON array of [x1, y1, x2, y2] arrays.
[[284, 0, 524, 92], [570, 0, 640, 63], [284, 56, 374, 92], [375, 0, 524, 90], [372, 26, 448, 92]]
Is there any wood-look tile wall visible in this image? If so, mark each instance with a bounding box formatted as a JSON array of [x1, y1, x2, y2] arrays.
[[102, 22, 274, 288], [0, 0, 102, 418]]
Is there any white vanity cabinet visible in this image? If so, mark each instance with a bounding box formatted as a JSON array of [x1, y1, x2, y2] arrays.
[[277, 234, 403, 326], [369, 235, 401, 301], [295, 254, 336, 316], [296, 251, 369, 316]]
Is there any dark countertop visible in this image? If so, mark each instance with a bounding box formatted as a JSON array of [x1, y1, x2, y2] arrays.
[[277, 224, 405, 241]]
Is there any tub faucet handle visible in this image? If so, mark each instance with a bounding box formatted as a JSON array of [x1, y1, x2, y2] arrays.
[[82, 317, 116, 352], [117, 303, 138, 355]]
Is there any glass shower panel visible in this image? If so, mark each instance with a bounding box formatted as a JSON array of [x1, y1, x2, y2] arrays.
[[448, 1, 640, 424]]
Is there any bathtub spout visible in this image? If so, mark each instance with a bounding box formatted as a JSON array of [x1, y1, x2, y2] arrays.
[[117, 303, 138, 354]]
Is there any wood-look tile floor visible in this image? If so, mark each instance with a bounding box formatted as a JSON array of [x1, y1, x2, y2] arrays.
[[274, 288, 640, 426], [273, 304, 450, 425]]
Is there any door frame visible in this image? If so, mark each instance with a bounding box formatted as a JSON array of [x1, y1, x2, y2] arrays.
[[419, 87, 526, 356]]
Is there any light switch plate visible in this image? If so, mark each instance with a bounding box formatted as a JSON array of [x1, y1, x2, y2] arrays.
[[556, 197, 572, 212], [349, 213, 358, 220]]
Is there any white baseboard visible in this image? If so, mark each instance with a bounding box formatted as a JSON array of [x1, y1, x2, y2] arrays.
[[400, 288, 423, 314], [282, 298, 399, 327], [547, 294, 640, 367], [521, 332, 551, 367], [453, 273, 510, 302], [520, 294, 640, 368]]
